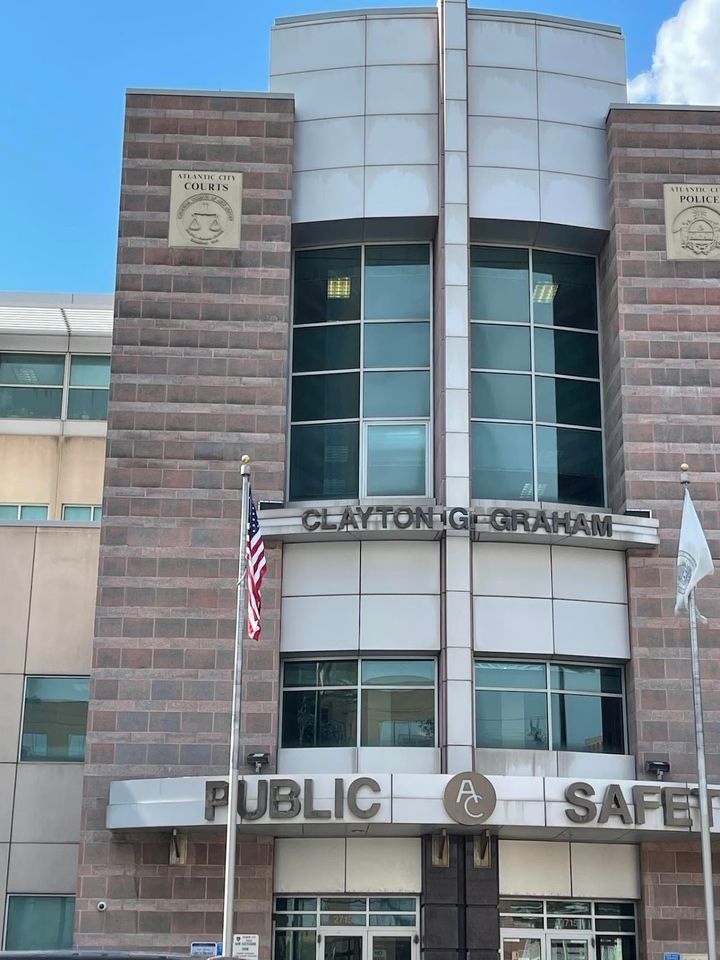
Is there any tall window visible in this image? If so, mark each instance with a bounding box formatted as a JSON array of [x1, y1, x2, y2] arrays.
[[5, 895, 75, 950], [281, 659, 436, 749], [290, 245, 431, 500], [0, 353, 110, 421], [475, 661, 624, 754], [470, 247, 603, 506], [20, 676, 90, 762]]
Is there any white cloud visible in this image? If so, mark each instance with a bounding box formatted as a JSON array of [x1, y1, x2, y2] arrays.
[[627, 0, 720, 104]]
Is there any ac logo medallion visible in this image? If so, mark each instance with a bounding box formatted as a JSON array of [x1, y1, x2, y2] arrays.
[[443, 772, 496, 826]]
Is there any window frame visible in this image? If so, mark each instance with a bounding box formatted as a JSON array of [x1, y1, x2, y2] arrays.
[[19, 675, 91, 764], [0, 351, 110, 423], [470, 244, 606, 508], [287, 242, 434, 505], [61, 504, 102, 522], [474, 659, 627, 755], [280, 657, 438, 750], [3, 894, 75, 951], [0, 504, 49, 521]]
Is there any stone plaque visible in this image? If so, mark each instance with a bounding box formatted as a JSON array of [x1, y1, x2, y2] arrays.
[[664, 183, 720, 260], [168, 170, 242, 249]]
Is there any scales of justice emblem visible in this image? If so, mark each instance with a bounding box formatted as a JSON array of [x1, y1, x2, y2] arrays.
[[672, 204, 720, 257], [176, 193, 235, 246]]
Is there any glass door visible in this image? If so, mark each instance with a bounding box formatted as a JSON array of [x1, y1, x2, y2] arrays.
[[369, 930, 414, 960], [501, 934, 543, 960], [547, 934, 593, 960], [322, 930, 364, 960]]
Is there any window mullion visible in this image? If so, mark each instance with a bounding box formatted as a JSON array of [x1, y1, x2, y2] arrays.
[[528, 247, 538, 501]]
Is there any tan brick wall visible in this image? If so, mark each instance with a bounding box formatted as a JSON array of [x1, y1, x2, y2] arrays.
[[75, 91, 293, 952], [604, 106, 720, 959]]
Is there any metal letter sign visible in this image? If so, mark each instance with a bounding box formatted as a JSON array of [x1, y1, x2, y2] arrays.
[[443, 772, 497, 826]]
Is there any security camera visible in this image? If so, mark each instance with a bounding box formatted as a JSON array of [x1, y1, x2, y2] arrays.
[[97, 901, 107, 912]]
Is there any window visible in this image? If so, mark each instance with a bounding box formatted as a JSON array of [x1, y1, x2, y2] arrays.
[[5, 895, 75, 950], [20, 676, 90, 762], [499, 900, 636, 957], [281, 659, 436, 748], [0, 504, 49, 521], [471, 247, 603, 506], [62, 504, 102, 521], [67, 354, 111, 420], [475, 662, 624, 754], [0, 352, 110, 421], [290, 245, 431, 500]]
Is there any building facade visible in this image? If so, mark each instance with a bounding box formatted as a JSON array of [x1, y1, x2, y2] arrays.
[[2, 3, 720, 959]]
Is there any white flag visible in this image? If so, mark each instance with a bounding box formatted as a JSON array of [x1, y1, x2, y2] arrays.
[[675, 488, 714, 614]]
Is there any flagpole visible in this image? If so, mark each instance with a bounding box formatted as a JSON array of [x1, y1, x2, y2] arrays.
[[681, 464, 717, 960], [222, 454, 252, 957]]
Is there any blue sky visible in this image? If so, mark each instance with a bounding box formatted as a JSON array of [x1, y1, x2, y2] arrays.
[[0, 0, 683, 293]]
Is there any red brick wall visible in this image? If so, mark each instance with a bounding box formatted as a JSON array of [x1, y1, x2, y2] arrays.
[[604, 106, 720, 959], [75, 90, 293, 952]]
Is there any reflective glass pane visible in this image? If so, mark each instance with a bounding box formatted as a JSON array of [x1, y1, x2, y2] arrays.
[[472, 422, 533, 500], [292, 324, 360, 373], [370, 898, 417, 912], [361, 689, 434, 746], [21, 677, 89, 762], [547, 919, 591, 930], [551, 693, 624, 753], [369, 934, 413, 960], [321, 898, 366, 911], [273, 914, 317, 928], [0, 353, 65, 385], [275, 930, 318, 960], [471, 323, 531, 371], [284, 662, 318, 688], [534, 329, 599, 378], [69, 355, 111, 387], [597, 936, 637, 960], [63, 505, 92, 521], [475, 661, 546, 690], [472, 373, 531, 421], [93, 505, 103, 521], [499, 901, 544, 914], [364, 244, 430, 319], [362, 660, 435, 686], [281, 689, 358, 748], [595, 903, 635, 917], [363, 371, 430, 417], [550, 665, 622, 695], [369, 916, 417, 928], [0, 505, 18, 519], [0, 386, 63, 418], [547, 901, 591, 915], [364, 322, 430, 368], [322, 917, 366, 928], [476, 690, 548, 749], [536, 426, 604, 507], [471, 247, 530, 323], [275, 898, 318, 912], [318, 661, 358, 686], [501, 918, 544, 929], [5, 895, 75, 950], [535, 377, 601, 428], [549, 936, 590, 958], [290, 422, 359, 500], [294, 248, 361, 324], [67, 387, 109, 420], [291, 373, 359, 422], [595, 920, 636, 933], [532, 251, 597, 330], [19, 505, 48, 520], [366, 424, 426, 496]]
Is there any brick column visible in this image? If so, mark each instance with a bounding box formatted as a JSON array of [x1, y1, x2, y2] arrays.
[[604, 105, 720, 960], [75, 90, 293, 953]]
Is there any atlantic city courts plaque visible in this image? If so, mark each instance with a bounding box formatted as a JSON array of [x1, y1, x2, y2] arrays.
[[168, 171, 242, 249], [664, 183, 720, 260]]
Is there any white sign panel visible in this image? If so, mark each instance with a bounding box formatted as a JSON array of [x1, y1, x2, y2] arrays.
[[168, 170, 242, 249], [191, 942, 221, 957], [233, 934, 259, 960], [664, 183, 720, 260]]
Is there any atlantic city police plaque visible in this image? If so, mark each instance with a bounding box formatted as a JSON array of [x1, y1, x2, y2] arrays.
[[168, 171, 242, 249], [664, 183, 720, 260]]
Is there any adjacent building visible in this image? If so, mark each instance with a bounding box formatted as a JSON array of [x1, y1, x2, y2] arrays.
[[2, 3, 720, 959]]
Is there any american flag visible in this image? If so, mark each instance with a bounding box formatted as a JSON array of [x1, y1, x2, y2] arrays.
[[246, 493, 267, 640]]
